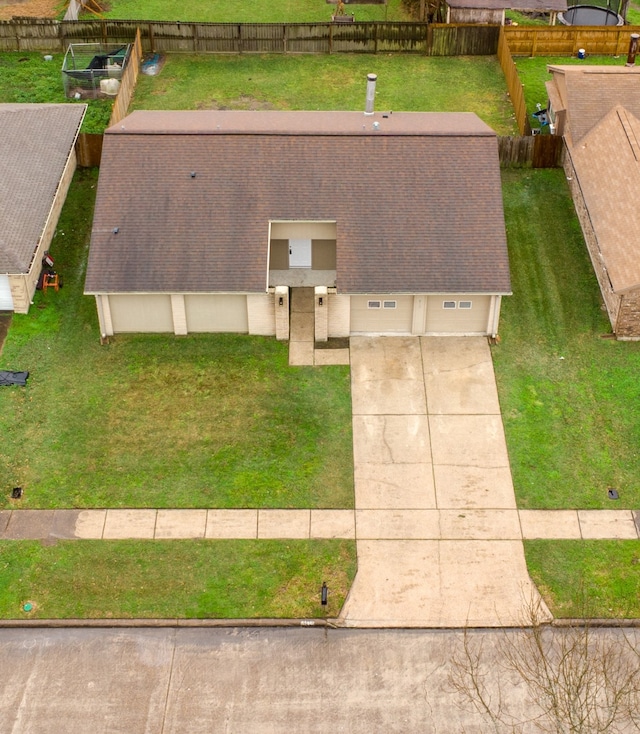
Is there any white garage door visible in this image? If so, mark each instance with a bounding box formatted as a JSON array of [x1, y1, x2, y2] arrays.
[[185, 295, 248, 333], [109, 295, 173, 333], [425, 295, 491, 334], [350, 295, 413, 334], [0, 275, 13, 311]]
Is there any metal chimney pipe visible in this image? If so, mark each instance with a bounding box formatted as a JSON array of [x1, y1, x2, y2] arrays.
[[364, 73, 377, 116], [626, 33, 639, 66]]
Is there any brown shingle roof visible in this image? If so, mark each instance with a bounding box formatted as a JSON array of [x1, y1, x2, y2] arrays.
[[0, 104, 86, 273], [569, 105, 640, 294], [548, 66, 640, 144], [85, 110, 510, 296]]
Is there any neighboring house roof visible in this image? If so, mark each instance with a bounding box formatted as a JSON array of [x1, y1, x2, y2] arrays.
[[547, 66, 640, 144], [85, 110, 511, 296], [0, 103, 86, 273], [569, 105, 640, 294], [447, 0, 566, 10]]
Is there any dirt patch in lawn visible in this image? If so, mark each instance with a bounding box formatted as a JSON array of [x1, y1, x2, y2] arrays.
[[0, 0, 58, 19], [196, 95, 275, 111]]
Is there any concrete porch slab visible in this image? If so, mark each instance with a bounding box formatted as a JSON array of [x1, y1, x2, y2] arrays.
[[352, 415, 430, 465], [433, 466, 517, 509], [290, 287, 314, 312], [314, 349, 350, 366], [310, 510, 355, 538], [155, 510, 207, 539], [578, 509, 638, 539], [519, 510, 581, 539], [205, 510, 257, 539], [258, 509, 311, 539], [102, 509, 157, 539], [354, 463, 436, 509], [74, 510, 107, 539], [429, 415, 510, 469], [421, 337, 501, 415]]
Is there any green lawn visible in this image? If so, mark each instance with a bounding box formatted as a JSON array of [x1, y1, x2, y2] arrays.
[[130, 53, 517, 135], [495, 169, 640, 509], [0, 539, 356, 618], [102, 0, 409, 23], [0, 53, 112, 133], [525, 540, 640, 618], [0, 168, 354, 509]]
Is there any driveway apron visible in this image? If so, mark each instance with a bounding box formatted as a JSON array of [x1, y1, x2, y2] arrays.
[[340, 336, 549, 628]]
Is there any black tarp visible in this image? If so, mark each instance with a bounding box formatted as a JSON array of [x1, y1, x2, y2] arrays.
[[0, 371, 29, 386]]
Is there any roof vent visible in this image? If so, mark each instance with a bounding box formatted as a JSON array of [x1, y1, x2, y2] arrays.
[[190, 171, 196, 178], [364, 73, 377, 116], [373, 121, 380, 130]]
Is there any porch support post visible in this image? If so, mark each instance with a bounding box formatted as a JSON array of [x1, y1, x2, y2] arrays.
[[314, 286, 328, 342], [275, 285, 290, 341]]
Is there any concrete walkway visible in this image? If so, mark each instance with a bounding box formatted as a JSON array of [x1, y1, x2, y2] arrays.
[[341, 336, 542, 628], [288, 287, 349, 367], [1, 508, 639, 541]]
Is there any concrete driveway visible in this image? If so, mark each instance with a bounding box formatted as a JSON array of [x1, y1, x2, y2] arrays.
[[340, 336, 548, 628]]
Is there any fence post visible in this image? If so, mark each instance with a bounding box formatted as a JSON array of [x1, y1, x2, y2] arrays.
[[148, 22, 154, 52], [329, 22, 333, 54], [426, 23, 433, 56]]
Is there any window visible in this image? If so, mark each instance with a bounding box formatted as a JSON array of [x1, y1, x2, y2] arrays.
[[458, 301, 472, 309], [368, 300, 381, 309], [383, 300, 397, 309], [443, 301, 456, 309]]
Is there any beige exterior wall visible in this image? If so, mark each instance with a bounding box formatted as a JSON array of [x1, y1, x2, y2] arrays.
[[269, 238, 337, 271], [270, 221, 336, 240], [8, 148, 78, 314], [351, 295, 414, 334], [312, 240, 336, 270], [274, 286, 290, 340], [184, 294, 248, 333], [425, 295, 491, 334], [109, 294, 174, 333], [247, 292, 276, 336], [269, 240, 289, 270], [328, 292, 350, 337], [563, 148, 621, 333]]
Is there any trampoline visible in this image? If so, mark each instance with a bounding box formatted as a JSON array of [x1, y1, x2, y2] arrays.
[[558, 4, 624, 25]]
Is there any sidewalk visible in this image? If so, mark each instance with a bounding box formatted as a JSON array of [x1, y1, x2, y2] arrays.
[[1, 508, 638, 541]]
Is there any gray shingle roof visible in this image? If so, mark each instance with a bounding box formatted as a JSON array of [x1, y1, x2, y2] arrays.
[[85, 110, 510, 296], [0, 104, 86, 273]]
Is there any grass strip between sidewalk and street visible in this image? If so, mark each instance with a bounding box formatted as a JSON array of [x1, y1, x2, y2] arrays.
[[525, 540, 640, 618], [0, 539, 357, 619]]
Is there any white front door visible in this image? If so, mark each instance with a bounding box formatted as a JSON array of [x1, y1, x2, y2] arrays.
[[0, 275, 13, 311], [289, 238, 312, 268]]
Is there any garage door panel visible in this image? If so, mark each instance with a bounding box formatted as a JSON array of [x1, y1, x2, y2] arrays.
[[425, 295, 490, 334], [185, 295, 248, 333], [110, 295, 173, 333], [350, 295, 413, 334], [0, 275, 13, 311]]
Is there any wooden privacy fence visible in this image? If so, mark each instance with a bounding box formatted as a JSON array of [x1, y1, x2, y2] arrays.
[[498, 134, 563, 168], [0, 19, 500, 55], [497, 26, 530, 136], [503, 24, 640, 56], [108, 27, 142, 126]]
